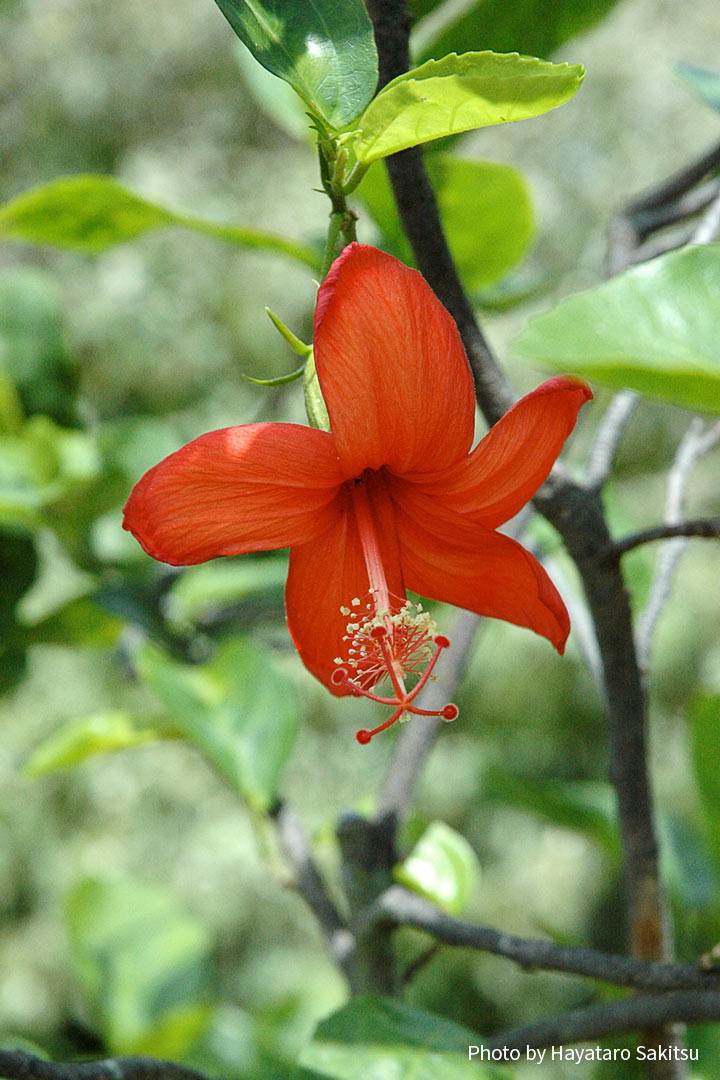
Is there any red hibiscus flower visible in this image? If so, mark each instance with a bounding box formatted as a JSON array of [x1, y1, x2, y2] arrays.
[[123, 244, 591, 743]]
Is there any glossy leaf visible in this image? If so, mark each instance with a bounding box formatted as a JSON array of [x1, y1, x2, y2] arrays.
[[24, 711, 158, 777], [65, 877, 213, 1056], [213, 0, 378, 129], [351, 52, 584, 164], [359, 154, 534, 291], [514, 244, 720, 413], [0, 175, 322, 268], [394, 821, 480, 914], [412, 0, 622, 67], [135, 638, 299, 811], [676, 63, 720, 113], [301, 996, 493, 1079]]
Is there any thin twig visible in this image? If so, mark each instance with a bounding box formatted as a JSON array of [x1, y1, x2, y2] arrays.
[[378, 886, 720, 992], [608, 519, 720, 559], [487, 990, 720, 1053], [690, 187, 720, 244], [272, 803, 354, 975], [585, 390, 640, 489], [627, 139, 720, 215], [637, 421, 720, 672], [0, 1053, 210, 1080]]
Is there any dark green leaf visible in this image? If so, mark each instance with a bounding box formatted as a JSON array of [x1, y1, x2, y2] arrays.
[[0, 269, 76, 423], [689, 695, 720, 878], [359, 154, 534, 291], [676, 63, 720, 113], [513, 244, 720, 413], [0, 531, 37, 693], [213, 0, 378, 129], [0, 175, 322, 268], [302, 996, 495, 1079], [351, 52, 584, 164], [65, 877, 213, 1056], [135, 639, 299, 811], [413, 0, 622, 66]]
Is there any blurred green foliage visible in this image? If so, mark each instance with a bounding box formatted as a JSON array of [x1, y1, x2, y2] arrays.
[[1, 0, 720, 1078]]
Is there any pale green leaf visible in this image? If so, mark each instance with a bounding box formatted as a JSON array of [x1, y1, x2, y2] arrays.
[[65, 877, 213, 1056], [513, 244, 720, 414], [394, 821, 480, 914], [24, 711, 158, 778], [359, 154, 534, 291], [213, 0, 378, 129], [351, 51, 584, 164], [0, 175, 322, 268]]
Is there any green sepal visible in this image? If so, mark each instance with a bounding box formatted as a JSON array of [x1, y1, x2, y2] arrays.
[[265, 307, 313, 355], [303, 351, 330, 431], [243, 363, 306, 387]]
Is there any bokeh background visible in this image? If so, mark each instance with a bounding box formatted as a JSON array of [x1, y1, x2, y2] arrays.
[[2, 0, 720, 1076]]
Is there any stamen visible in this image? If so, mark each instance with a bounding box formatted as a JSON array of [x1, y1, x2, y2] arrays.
[[334, 629, 459, 744], [340, 477, 459, 744]]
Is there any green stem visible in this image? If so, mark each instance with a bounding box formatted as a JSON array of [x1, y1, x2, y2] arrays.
[[318, 140, 359, 279]]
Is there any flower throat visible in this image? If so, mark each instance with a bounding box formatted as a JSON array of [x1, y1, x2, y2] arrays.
[[331, 477, 458, 744]]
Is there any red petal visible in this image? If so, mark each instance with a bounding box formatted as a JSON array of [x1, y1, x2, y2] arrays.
[[285, 483, 405, 693], [408, 376, 592, 528], [123, 423, 343, 566], [314, 244, 476, 479], [390, 479, 570, 652]]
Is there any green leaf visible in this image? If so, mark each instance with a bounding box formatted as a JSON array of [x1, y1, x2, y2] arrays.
[[65, 877, 213, 1056], [394, 821, 480, 914], [689, 695, 720, 878], [25, 595, 124, 648], [412, 0, 622, 68], [359, 154, 534, 291], [0, 175, 322, 268], [0, 530, 37, 694], [301, 996, 494, 1079], [0, 269, 76, 423], [135, 638, 299, 811], [0, 416, 102, 529], [24, 711, 158, 778], [513, 245, 720, 414], [213, 0, 378, 129], [676, 62, 720, 113], [351, 52, 584, 165]]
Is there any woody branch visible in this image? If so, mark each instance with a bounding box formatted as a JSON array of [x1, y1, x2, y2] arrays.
[[365, 0, 696, 1074]]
